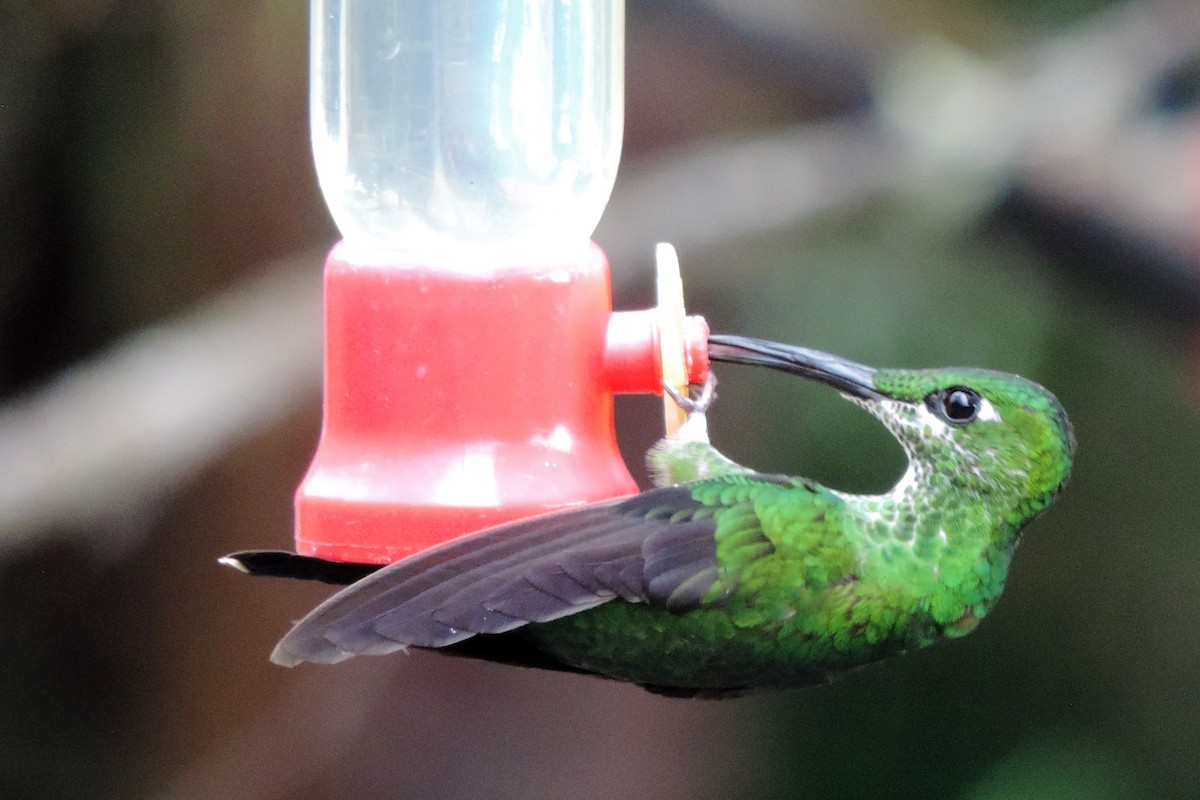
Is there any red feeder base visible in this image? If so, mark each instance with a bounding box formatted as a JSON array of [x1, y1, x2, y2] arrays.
[[295, 241, 667, 564]]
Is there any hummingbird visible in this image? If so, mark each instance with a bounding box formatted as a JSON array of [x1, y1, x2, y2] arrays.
[[224, 335, 1075, 698]]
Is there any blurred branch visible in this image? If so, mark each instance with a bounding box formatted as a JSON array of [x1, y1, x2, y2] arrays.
[[0, 253, 323, 544], [878, 0, 1200, 256], [598, 119, 910, 270], [704, 0, 1200, 281]]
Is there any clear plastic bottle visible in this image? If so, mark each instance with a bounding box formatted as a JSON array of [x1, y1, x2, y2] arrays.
[[311, 0, 624, 266]]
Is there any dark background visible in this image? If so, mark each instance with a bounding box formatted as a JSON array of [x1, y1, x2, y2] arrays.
[[1, 1, 1199, 798]]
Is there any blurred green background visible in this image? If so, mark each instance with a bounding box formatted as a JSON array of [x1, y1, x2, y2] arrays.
[[1, 1, 1198, 798]]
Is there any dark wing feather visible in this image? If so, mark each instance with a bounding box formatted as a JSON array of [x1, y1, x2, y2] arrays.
[[271, 486, 724, 666], [220, 551, 381, 585]]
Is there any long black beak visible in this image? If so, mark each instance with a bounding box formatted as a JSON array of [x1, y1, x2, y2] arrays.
[[708, 334, 887, 401]]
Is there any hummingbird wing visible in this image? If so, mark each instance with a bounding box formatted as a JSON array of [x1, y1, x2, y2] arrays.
[[271, 480, 789, 667]]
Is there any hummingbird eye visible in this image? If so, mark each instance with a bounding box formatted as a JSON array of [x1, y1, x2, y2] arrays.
[[929, 387, 982, 424]]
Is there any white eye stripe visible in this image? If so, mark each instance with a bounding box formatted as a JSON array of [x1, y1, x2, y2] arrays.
[[975, 397, 1002, 423]]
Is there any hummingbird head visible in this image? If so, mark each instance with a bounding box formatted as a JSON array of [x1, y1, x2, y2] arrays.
[[708, 336, 1076, 516], [866, 368, 1075, 515]]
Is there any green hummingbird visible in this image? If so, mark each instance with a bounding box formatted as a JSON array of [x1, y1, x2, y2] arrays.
[[225, 335, 1075, 697]]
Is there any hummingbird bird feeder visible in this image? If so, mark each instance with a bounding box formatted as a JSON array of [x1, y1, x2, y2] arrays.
[[297, 0, 708, 564]]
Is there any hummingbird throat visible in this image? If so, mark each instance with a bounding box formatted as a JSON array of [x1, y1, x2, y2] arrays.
[[835, 398, 1016, 617]]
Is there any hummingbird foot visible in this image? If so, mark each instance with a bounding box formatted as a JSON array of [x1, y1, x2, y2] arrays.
[[657, 371, 720, 462], [663, 373, 717, 446], [663, 372, 717, 417]]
